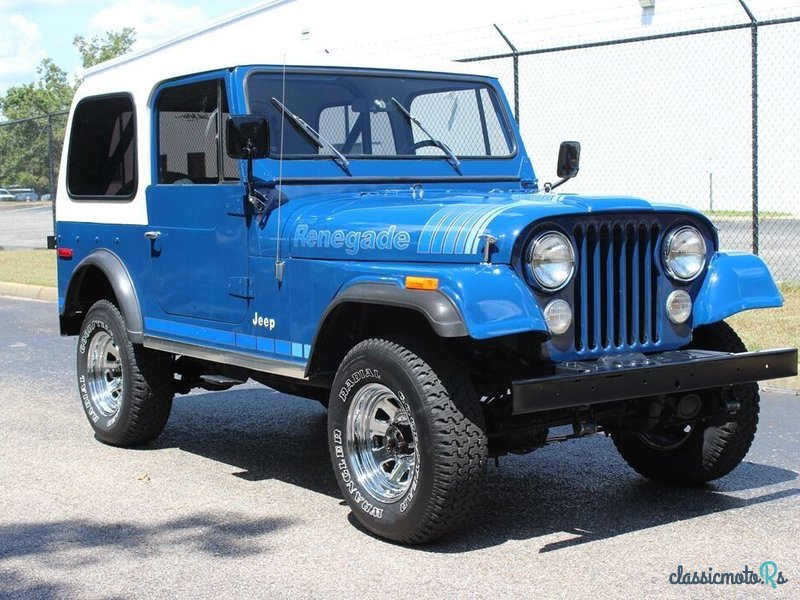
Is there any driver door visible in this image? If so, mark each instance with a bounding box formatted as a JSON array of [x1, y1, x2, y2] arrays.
[[146, 74, 249, 324]]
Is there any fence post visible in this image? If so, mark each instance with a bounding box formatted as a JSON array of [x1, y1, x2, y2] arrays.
[[493, 24, 519, 123], [47, 113, 56, 197], [738, 0, 759, 255]]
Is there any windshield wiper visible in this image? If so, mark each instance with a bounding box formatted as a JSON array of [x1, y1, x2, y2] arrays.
[[271, 97, 350, 172], [391, 97, 461, 173]]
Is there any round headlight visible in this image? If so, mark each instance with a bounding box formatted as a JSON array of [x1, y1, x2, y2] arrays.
[[663, 226, 707, 282], [528, 231, 575, 291]]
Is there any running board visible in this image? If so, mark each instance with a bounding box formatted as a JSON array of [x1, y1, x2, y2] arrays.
[[143, 335, 308, 380]]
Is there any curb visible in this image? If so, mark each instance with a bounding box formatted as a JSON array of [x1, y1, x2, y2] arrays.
[[0, 281, 57, 301]]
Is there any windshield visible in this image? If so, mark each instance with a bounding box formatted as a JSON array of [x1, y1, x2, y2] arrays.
[[246, 72, 515, 159]]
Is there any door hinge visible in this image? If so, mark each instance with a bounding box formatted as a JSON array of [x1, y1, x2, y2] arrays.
[[228, 277, 254, 299]]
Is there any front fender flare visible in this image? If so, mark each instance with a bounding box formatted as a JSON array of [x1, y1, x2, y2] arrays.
[[320, 283, 468, 338], [693, 252, 783, 326], [324, 265, 548, 341]]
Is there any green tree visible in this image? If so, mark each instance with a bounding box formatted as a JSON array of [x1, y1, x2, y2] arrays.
[[0, 59, 73, 119], [0, 60, 73, 190], [73, 27, 136, 69], [0, 28, 136, 192]]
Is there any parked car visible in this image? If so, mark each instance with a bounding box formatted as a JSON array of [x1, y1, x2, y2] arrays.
[[0, 188, 15, 201], [55, 52, 797, 544], [7, 187, 39, 202]]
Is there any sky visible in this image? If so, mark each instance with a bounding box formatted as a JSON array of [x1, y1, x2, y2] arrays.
[[0, 0, 257, 94], [2, 0, 798, 97]]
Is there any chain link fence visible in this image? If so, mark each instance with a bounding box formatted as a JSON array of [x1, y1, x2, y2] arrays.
[[0, 112, 67, 200], [461, 15, 800, 282]]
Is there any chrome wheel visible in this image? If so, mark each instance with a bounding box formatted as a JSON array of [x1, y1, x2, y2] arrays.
[[86, 330, 123, 418], [346, 383, 416, 503]]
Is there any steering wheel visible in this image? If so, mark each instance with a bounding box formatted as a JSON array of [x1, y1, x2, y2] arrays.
[[399, 139, 444, 155]]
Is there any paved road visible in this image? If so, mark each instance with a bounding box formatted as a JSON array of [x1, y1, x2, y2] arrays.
[[0, 295, 797, 598], [0, 202, 53, 249], [717, 218, 800, 282]]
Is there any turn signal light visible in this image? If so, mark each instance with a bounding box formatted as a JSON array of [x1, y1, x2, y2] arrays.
[[405, 276, 439, 291]]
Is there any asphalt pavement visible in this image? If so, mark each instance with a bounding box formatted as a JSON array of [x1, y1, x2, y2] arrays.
[[0, 295, 798, 598], [0, 202, 53, 249]]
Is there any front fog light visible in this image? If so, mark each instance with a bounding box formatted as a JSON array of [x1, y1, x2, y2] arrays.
[[544, 299, 572, 335], [666, 290, 692, 324]]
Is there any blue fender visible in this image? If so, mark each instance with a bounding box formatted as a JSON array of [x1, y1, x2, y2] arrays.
[[693, 252, 783, 326], [439, 265, 547, 339], [325, 263, 548, 341]]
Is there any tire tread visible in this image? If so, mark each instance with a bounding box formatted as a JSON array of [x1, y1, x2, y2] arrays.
[[81, 300, 173, 447]]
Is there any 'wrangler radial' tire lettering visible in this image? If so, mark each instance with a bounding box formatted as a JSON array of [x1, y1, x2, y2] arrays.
[[328, 337, 488, 544], [77, 300, 173, 447], [612, 321, 759, 485]]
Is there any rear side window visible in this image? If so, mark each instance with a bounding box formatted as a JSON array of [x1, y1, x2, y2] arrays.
[[67, 94, 136, 198]]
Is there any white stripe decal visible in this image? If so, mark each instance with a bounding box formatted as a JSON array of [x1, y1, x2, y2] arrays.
[[465, 200, 531, 254], [417, 195, 568, 255]]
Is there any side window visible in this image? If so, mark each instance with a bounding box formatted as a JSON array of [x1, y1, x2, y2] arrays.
[[409, 88, 512, 156], [67, 94, 136, 198], [156, 79, 237, 184]]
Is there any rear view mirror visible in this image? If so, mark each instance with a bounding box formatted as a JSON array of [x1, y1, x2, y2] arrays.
[[226, 115, 270, 159], [556, 141, 581, 179], [351, 98, 388, 113]]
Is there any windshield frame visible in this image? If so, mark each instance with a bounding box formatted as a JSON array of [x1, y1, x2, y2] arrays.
[[243, 67, 518, 162]]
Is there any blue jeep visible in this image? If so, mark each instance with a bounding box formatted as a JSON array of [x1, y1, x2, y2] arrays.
[[55, 56, 797, 544]]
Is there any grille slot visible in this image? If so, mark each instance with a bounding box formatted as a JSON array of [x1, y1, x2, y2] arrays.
[[573, 220, 661, 353]]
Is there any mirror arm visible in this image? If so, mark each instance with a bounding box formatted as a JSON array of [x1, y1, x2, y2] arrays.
[[543, 175, 572, 193], [243, 144, 268, 214], [245, 146, 255, 197]]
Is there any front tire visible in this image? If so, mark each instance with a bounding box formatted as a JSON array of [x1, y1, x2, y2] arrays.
[[328, 337, 487, 544], [77, 300, 173, 446], [612, 321, 759, 485]]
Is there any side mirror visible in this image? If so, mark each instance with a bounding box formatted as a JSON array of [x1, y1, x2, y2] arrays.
[[556, 141, 581, 179], [226, 115, 270, 159]]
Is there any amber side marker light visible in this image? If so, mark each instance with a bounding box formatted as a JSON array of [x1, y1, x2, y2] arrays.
[[405, 276, 439, 291]]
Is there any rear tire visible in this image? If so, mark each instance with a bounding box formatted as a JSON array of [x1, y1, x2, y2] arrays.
[[612, 321, 759, 485], [77, 300, 173, 446], [328, 337, 487, 544]]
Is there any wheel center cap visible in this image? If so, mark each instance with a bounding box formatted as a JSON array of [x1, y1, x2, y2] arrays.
[[385, 425, 413, 456]]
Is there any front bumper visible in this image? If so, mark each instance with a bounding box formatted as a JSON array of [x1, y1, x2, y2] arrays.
[[512, 348, 798, 415]]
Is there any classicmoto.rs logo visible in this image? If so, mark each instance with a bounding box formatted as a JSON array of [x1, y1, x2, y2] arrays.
[[668, 562, 789, 588]]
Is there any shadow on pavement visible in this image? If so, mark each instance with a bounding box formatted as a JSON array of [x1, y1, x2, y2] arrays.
[[423, 441, 799, 553], [0, 511, 292, 596], [143, 387, 799, 552], [150, 387, 340, 498]]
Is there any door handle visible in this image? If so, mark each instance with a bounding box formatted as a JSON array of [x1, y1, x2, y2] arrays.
[[144, 230, 161, 240]]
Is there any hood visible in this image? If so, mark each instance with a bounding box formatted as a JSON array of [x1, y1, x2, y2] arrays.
[[286, 189, 702, 263]]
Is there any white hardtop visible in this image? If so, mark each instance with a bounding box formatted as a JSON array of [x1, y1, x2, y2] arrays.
[[76, 50, 495, 102], [75, 0, 495, 99]]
